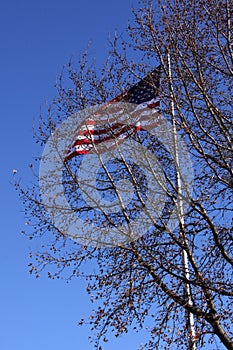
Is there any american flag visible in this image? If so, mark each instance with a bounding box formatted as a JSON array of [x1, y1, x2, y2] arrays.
[[65, 67, 161, 161]]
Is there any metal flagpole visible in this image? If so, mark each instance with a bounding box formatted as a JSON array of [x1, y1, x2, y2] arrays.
[[167, 53, 197, 350]]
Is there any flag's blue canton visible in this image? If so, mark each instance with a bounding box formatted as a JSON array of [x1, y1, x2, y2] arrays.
[[121, 68, 160, 105]]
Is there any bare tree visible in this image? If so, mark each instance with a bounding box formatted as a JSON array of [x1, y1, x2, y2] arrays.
[[16, 0, 233, 349]]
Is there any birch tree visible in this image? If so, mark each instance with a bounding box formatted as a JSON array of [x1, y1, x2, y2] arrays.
[[17, 0, 233, 349]]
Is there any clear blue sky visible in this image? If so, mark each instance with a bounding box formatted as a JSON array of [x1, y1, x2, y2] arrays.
[[0, 1, 228, 350], [0, 1, 152, 349]]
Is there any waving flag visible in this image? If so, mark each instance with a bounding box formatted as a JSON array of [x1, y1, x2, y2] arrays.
[[65, 67, 161, 161]]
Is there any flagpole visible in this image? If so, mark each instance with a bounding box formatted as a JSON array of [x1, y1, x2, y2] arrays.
[[167, 53, 197, 350]]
